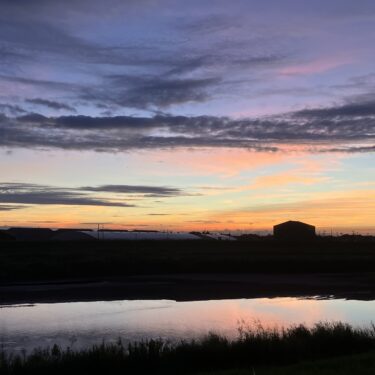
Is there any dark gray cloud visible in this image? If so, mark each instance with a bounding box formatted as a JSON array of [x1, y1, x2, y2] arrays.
[[0, 66, 223, 111], [80, 185, 183, 197], [294, 100, 375, 118], [0, 94, 374, 152], [0, 1, 374, 152], [0, 19, 87, 57], [0, 183, 135, 207], [26, 98, 76, 112], [81, 75, 221, 109], [0, 1, 290, 111], [186, 220, 221, 224], [1, 0, 374, 120], [0, 16, 152, 68], [0, 204, 26, 211], [178, 14, 240, 35], [0, 75, 80, 91], [0, 182, 186, 209], [0, 103, 27, 116], [331, 74, 375, 92], [0, 46, 284, 110], [75, 48, 285, 109], [319, 145, 375, 153]]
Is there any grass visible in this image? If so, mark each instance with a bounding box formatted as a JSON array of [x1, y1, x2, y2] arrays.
[[1, 322, 375, 374], [1, 239, 375, 281], [196, 350, 375, 374]]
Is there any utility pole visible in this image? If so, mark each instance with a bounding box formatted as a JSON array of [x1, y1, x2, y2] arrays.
[[97, 223, 105, 240]]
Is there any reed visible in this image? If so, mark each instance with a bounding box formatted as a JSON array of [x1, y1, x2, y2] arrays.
[[1, 322, 374, 374]]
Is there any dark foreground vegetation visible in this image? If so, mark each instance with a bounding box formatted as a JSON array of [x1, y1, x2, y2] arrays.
[[1, 323, 375, 374], [1, 239, 375, 282], [198, 351, 375, 374]]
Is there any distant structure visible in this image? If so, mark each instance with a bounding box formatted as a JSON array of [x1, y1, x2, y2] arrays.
[[0, 230, 15, 241], [51, 230, 96, 241], [7, 227, 54, 241], [273, 220, 316, 241], [2, 227, 239, 242]]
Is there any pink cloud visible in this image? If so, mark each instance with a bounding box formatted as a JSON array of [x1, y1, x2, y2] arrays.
[[279, 57, 353, 76]]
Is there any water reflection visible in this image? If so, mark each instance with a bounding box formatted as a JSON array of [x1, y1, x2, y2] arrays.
[[0, 298, 374, 353]]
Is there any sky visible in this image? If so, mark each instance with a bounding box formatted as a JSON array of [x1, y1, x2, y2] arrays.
[[0, 0, 374, 233]]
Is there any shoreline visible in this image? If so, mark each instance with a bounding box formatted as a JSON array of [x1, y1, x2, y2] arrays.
[[1, 272, 374, 305]]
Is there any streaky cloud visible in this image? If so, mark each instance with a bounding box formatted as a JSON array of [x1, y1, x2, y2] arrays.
[[0, 183, 135, 208], [80, 184, 183, 197], [0, 94, 374, 153], [0, 204, 27, 211], [26, 98, 76, 112], [0, 182, 187, 209]]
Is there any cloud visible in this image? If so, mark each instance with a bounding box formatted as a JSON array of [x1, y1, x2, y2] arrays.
[[81, 75, 221, 109], [1, 0, 374, 120], [294, 99, 375, 118], [319, 145, 375, 153], [0, 2, 373, 152], [279, 57, 349, 76], [0, 75, 80, 91], [0, 182, 187, 209], [80, 184, 183, 197], [0, 16, 141, 68], [186, 220, 221, 224], [0, 183, 134, 207], [0, 2, 289, 111], [0, 204, 27, 211], [250, 172, 328, 190], [26, 98, 76, 112], [0, 94, 374, 152], [0, 103, 27, 116]]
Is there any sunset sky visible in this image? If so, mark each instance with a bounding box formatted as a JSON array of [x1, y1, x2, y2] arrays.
[[0, 0, 374, 233]]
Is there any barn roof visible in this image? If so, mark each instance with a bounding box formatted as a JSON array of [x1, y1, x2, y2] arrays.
[[274, 220, 315, 229]]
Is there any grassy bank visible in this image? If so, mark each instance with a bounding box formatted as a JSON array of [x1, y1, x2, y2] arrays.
[[1, 323, 375, 374], [197, 350, 375, 374], [1, 240, 375, 282]]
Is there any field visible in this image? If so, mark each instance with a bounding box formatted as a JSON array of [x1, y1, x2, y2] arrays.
[[1, 239, 375, 281]]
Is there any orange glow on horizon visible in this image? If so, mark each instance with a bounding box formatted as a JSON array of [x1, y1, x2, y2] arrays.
[[2, 189, 374, 234]]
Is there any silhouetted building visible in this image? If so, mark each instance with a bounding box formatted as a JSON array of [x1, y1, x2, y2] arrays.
[[0, 230, 15, 241], [7, 227, 54, 241], [51, 230, 96, 241], [273, 220, 316, 241]]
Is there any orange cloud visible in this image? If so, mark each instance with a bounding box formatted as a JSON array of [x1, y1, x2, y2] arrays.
[[250, 173, 328, 190], [134, 148, 288, 177]]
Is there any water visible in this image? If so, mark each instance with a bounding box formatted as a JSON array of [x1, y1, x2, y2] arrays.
[[1, 297, 374, 353]]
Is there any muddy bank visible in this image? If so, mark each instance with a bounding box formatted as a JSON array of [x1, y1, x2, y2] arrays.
[[1, 272, 374, 305]]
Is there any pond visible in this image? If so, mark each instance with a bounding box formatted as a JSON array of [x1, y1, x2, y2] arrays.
[[1, 297, 374, 353]]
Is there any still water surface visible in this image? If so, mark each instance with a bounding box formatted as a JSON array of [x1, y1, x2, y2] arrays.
[[1, 297, 374, 353]]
